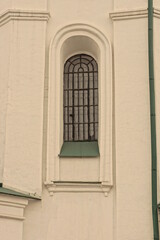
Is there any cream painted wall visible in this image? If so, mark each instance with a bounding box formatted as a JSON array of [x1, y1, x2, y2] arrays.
[[113, 16, 152, 239], [24, 0, 115, 239], [0, 0, 47, 12], [24, 190, 113, 240], [154, 0, 160, 8], [0, 23, 11, 182], [24, 2, 154, 240], [0, 6, 49, 196], [0, 0, 158, 240], [60, 158, 99, 181], [47, 0, 113, 46], [114, 0, 147, 10], [2, 18, 47, 196], [0, 195, 28, 240]]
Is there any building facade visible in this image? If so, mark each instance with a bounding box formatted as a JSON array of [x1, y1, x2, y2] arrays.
[[0, 0, 160, 240]]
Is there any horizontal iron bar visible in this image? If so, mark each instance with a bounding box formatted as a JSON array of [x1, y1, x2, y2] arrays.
[[64, 88, 98, 91], [64, 104, 98, 108], [64, 71, 98, 74], [64, 122, 98, 125]]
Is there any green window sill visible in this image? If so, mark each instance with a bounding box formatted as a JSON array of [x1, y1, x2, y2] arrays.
[[59, 141, 100, 157]]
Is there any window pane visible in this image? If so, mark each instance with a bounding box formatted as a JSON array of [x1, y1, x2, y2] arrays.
[[64, 54, 98, 142], [84, 73, 88, 89]]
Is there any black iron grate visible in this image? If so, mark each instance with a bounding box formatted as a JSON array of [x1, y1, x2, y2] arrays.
[[63, 54, 98, 142]]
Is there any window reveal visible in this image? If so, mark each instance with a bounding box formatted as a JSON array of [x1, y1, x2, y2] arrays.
[[63, 54, 98, 142]]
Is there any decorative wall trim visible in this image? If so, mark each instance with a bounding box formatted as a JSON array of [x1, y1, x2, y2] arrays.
[[110, 9, 148, 21], [154, 8, 160, 19], [110, 8, 160, 21], [0, 9, 50, 27], [44, 181, 112, 197], [0, 195, 28, 221], [0, 201, 27, 209], [0, 213, 25, 221]]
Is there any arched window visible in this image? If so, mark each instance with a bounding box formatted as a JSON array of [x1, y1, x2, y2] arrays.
[[46, 24, 112, 191], [63, 54, 98, 142]]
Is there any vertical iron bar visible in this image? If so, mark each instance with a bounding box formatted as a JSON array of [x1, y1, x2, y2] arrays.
[[78, 71, 80, 140], [88, 66, 90, 140], [79, 55, 81, 140], [63, 71, 66, 141], [72, 70, 75, 141], [82, 71, 85, 140], [93, 70, 95, 140], [67, 73, 69, 141]]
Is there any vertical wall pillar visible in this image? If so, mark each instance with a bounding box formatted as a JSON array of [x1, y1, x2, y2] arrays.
[[110, 7, 153, 240], [0, 6, 49, 196]]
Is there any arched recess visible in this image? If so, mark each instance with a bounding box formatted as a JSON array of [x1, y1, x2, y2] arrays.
[[45, 23, 113, 195]]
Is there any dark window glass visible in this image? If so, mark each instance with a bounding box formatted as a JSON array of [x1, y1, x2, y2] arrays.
[[63, 54, 98, 142]]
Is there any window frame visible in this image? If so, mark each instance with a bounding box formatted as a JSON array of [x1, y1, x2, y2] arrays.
[[59, 53, 100, 157], [45, 24, 113, 193]]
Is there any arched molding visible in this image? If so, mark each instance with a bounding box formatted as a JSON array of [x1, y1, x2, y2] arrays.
[[45, 23, 113, 194]]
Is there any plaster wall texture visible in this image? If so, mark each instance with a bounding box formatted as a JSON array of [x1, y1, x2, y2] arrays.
[[113, 17, 152, 240], [47, 0, 113, 45], [0, 0, 47, 12], [0, 218, 23, 240], [3, 19, 46, 196], [0, 23, 11, 182], [114, 0, 147, 10], [0, 0, 157, 240], [25, 0, 115, 239], [0, 13, 48, 196], [60, 158, 99, 181], [154, 0, 160, 8], [24, 2, 153, 240], [24, 190, 113, 240], [0, 195, 28, 240]]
